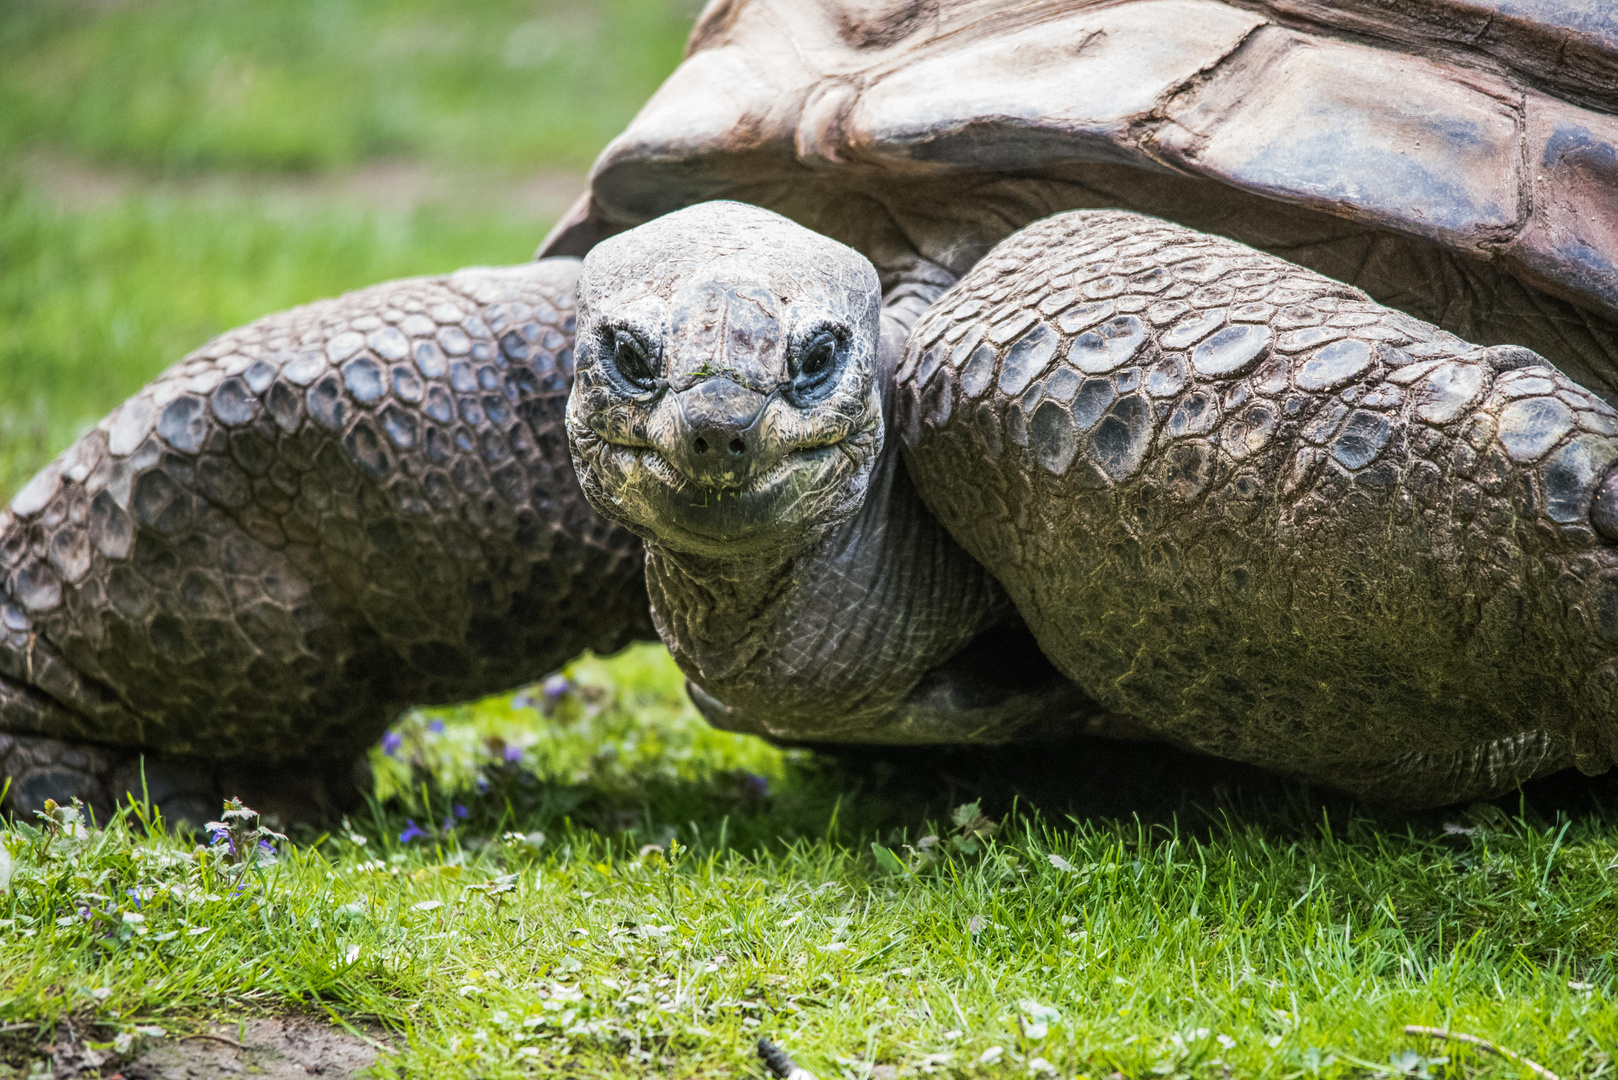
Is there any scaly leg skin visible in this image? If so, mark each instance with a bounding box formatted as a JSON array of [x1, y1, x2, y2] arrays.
[[0, 259, 652, 824], [897, 209, 1618, 807]]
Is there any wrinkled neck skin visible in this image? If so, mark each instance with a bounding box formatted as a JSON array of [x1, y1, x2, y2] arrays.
[[643, 271, 1091, 743], [646, 428, 1005, 741]]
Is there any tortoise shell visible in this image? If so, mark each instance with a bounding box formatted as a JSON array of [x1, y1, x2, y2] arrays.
[[542, 0, 1618, 400]]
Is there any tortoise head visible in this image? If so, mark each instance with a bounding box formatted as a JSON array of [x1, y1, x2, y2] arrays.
[[567, 201, 884, 558]]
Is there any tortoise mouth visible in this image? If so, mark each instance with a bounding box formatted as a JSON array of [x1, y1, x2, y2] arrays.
[[583, 432, 872, 555]]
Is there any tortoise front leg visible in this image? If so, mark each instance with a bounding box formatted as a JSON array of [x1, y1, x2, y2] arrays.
[[0, 259, 652, 824], [897, 209, 1618, 807]]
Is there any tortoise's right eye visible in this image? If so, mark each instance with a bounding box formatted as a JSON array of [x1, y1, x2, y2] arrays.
[[606, 329, 659, 392], [786, 326, 845, 405]]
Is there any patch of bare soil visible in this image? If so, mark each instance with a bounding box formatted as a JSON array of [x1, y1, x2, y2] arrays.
[[122, 1017, 384, 1080], [5, 1015, 386, 1080]]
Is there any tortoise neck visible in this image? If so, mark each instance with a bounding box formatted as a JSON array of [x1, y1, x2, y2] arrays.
[[641, 538, 805, 689], [641, 437, 1005, 737]]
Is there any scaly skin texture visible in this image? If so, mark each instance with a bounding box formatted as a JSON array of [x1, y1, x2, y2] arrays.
[[897, 209, 1618, 806], [0, 259, 652, 819]]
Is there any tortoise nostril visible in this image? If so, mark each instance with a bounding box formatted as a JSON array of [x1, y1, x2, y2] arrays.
[[728, 438, 746, 455], [693, 437, 709, 455]]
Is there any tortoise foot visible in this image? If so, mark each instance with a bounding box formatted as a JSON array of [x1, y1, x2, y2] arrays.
[[0, 732, 125, 821], [1, 734, 369, 830]]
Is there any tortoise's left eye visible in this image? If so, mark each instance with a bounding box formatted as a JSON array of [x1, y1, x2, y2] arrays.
[[788, 329, 843, 404], [605, 329, 659, 393], [800, 336, 836, 377]]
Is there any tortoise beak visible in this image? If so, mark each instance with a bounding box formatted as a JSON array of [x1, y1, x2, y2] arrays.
[[655, 376, 777, 489]]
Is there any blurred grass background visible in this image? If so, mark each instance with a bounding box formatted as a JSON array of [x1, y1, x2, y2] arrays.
[[0, 0, 696, 498]]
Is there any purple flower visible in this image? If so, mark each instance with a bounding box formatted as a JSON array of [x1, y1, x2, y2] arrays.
[[428, 719, 445, 734], [381, 732, 404, 756], [398, 819, 428, 843], [742, 772, 770, 798], [257, 839, 277, 857], [542, 674, 569, 700], [210, 828, 236, 855], [504, 745, 522, 763], [453, 803, 470, 819]]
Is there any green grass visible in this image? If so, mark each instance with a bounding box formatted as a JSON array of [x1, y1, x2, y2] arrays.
[[0, 0, 693, 173], [3, 649, 1618, 1078], [3, 1, 1618, 1076]]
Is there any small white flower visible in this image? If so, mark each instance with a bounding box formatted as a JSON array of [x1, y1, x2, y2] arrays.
[[978, 1046, 1004, 1065], [1020, 1000, 1060, 1041]]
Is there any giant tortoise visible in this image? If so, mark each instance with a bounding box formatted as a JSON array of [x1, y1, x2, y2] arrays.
[[5, 0, 1618, 819]]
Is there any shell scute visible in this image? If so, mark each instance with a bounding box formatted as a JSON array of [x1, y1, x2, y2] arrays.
[[1155, 27, 1522, 250]]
